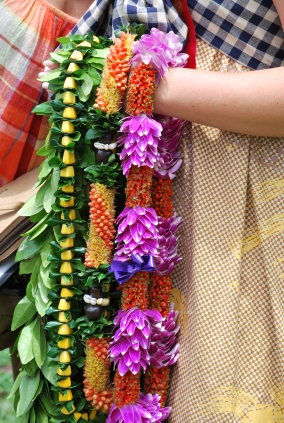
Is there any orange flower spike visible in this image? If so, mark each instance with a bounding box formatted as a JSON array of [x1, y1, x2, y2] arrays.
[[143, 367, 171, 408], [85, 183, 115, 268], [94, 33, 135, 113]]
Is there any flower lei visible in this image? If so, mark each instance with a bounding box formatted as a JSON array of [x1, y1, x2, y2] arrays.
[[105, 28, 187, 422], [10, 25, 187, 423]]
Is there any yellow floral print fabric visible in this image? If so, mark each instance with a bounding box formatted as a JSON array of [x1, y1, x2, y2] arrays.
[[168, 38, 284, 423]]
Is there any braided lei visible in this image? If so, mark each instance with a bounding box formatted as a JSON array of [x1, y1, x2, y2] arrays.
[[11, 26, 188, 423]]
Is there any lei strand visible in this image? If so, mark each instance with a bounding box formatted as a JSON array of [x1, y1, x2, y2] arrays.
[[11, 24, 188, 423], [107, 28, 188, 423]]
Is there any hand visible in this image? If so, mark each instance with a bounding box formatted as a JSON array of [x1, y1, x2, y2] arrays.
[[38, 59, 59, 92]]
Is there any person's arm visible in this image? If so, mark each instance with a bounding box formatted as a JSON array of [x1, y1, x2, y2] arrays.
[[154, 3, 284, 137], [153, 66, 284, 137]]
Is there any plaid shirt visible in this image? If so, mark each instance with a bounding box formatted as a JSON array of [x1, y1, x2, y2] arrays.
[[70, 0, 188, 45], [187, 0, 284, 70]]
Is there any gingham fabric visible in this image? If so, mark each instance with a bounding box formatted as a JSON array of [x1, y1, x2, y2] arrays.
[[168, 37, 284, 423], [0, 0, 77, 186], [187, 0, 284, 70], [70, 0, 188, 46]]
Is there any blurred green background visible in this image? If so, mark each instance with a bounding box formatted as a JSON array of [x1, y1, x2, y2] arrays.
[[0, 349, 15, 422]]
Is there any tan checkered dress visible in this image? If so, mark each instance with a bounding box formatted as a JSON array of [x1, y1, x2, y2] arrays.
[[168, 37, 284, 423]]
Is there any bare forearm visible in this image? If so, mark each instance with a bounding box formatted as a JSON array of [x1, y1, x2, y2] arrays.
[[153, 67, 284, 137]]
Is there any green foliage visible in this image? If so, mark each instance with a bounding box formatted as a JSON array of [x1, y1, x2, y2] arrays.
[[85, 154, 125, 188], [11, 297, 37, 331], [18, 321, 36, 365], [13, 31, 121, 423], [16, 371, 40, 416], [114, 21, 149, 39], [75, 315, 113, 340], [85, 109, 123, 141]]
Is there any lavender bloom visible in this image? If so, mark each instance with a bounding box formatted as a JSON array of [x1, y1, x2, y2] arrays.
[[107, 393, 170, 423], [154, 215, 182, 276], [117, 116, 162, 176], [114, 207, 159, 262], [131, 28, 188, 80], [154, 117, 184, 179], [149, 303, 180, 368], [109, 307, 163, 376]]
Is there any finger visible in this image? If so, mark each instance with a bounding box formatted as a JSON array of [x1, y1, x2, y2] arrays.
[[42, 82, 49, 90], [43, 59, 59, 70], [38, 70, 53, 79]]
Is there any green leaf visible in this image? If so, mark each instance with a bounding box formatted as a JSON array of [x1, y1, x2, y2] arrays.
[[38, 159, 52, 180], [11, 296, 37, 331], [15, 230, 49, 262], [40, 263, 54, 288], [35, 286, 51, 317], [71, 261, 85, 271], [17, 371, 40, 416], [37, 144, 54, 156], [48, 156, 61, 168], [26, 281, 35, 303], [7, 370, 27, 399], [77, 85, 88, 102], [69, 34, 86, 42], [38, 272, 50, 304], [44, 183, 56, 212], [35, 180, 51, 208], [22, 212, 50, 237], [33, 377, 44, 400], [32, 102, 53, 116], [30, 407, 36, 423], [35, 405, 49, 423], [23, 358, 38, 377], [30, 258, 41, 292], [41, 235, 52, 268], [51, 169, 60, 192], [44, 321, 61, 331], [29, 223, 49, 241], [80, 73, 93, 97], [18, 321, 36, 364], [18, 194, 43, 217], [19, 256, 39, 275], [50, 51, 66, 63], [56, 36, 71, 44], [32, 319, 47, 368], [14, 411, 30, 423], [41, 347, 58, 385], [95, 47, 109, 58], [88, 68, 101, 86], [38, 68, 62, 82]]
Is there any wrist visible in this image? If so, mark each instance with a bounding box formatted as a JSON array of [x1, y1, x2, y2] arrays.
[[153, 69, 172, 116]]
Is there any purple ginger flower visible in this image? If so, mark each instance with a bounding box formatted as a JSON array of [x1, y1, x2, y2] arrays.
[[114, 207, 159, 262], [149, 303, 180, 368], [131, 28, 188, 80], [154, 215, 182, 276], [107, 393, 170, 423], [154, 117, 184, 179], [109, 308, 163, 376], [117, 115, 162, 176]]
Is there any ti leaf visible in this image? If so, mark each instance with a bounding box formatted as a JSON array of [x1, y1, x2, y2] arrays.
[[16, 370, 40, 416], [11, 297, 37, 331], [16, 230, 50, 262], [32, 318, 47, 368], [17, 321, 37, 365]]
